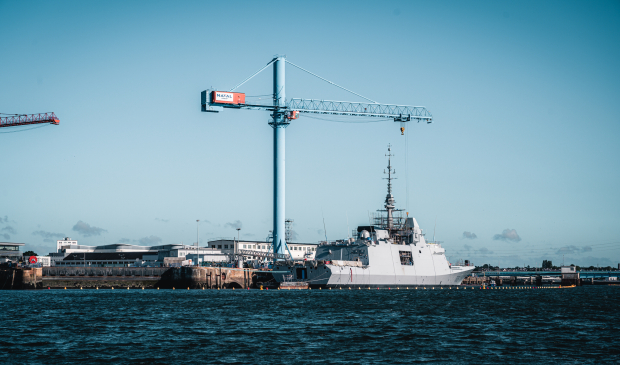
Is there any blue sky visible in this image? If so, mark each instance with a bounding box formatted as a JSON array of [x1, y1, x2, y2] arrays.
[[1, 0, 618, 267]]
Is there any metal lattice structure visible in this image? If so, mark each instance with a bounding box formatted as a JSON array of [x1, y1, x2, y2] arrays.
[[237, 249, 291, 261], [0, 112, 59, 128], [287, 99, 433, 121]]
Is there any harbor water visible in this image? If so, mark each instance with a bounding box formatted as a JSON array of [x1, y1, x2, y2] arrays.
[[1, 286, 618, 364]]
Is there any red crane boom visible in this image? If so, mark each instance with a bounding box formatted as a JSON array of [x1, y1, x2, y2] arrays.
[[0, 112, 59, 128]]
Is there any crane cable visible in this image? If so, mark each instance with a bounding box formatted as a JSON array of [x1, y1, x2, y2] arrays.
[[229, 58, 277, 92], [0, 124, 51, 133], [300, 114, 384, 124], [405, 121, 409, 214], [285, 60, 378, 104]]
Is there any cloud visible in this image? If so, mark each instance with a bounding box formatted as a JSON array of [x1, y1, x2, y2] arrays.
[[2, 226, 16, 234], [72, 221, 107, 237], [0, 215, 8, 223], [1, 233, 9, 240], [556, 245, 593, 255], [317, 229, 324, 235], [32, 230, 65, 239], [556, 245, 578, 255], [493, 229, 521, 242], [462, 231, 477, 239], [243, 233, 256, 237], [464, 244, 472, 251], [478, 247, 494, 255], [155, 218, 169, 223], [116, 238, 133, 244], [289, 230, 299, 241], [224, 220, 242, 230], [138, 235, 162, 245], [571, 256, 615, 267]]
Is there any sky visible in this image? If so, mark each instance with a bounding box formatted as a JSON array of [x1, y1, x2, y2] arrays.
[[1, 0, 619, 267]]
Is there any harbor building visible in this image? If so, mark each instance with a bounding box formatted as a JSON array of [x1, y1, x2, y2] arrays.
[[50, 239, 227, 267], [0, 242, 24, 262], [207, 239, 318, 260], [56, 237, 78, 251]]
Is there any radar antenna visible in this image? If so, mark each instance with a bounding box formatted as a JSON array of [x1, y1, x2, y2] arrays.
[[384, 145, 397, 228]]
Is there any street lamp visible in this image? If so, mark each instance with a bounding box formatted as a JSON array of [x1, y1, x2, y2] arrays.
[[236, 227, 241, 267], [196, 219, 200, 267]]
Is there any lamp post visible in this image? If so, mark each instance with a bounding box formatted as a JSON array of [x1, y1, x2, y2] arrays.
[[196, 219, 200, 267], [236, 228, 241, 267]]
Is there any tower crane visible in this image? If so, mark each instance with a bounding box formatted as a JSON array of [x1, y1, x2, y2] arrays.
[[0, 113, 59, 128], [200, 56, 432, 259]]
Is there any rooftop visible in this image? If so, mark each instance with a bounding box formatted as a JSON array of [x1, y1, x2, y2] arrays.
[[0, 242, 25, 246]]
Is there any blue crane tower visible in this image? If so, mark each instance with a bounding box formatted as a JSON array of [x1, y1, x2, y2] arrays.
[[201, 55, 432, 260]]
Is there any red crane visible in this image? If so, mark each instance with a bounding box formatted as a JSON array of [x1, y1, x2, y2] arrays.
[[0, 112, 59, 128]]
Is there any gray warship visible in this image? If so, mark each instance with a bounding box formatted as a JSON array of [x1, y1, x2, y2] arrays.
[[273, 146, 475, 288]]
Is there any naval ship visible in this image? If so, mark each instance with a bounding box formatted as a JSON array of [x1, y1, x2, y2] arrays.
[[273, 146, 475, 288]]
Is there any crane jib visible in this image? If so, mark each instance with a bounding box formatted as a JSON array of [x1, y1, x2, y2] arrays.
[[201, 94, 432, 122], [0, 112, 59, 128]]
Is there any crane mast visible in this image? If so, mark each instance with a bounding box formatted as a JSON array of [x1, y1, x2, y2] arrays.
[[270, 57, 287, 256], [201, 56, 432, 260]]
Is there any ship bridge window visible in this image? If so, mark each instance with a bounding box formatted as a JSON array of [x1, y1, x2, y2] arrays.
[[399, 251, 413, 266]]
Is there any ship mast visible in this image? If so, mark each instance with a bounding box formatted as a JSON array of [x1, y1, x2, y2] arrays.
[[384, 145, 396, 229]]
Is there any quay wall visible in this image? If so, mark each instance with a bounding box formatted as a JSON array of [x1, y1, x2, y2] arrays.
[[2, 267, 263, 289], [0, 268, 42, 289]]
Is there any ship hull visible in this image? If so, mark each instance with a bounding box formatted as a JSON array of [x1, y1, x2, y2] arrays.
[[273, 260, 475, 287]]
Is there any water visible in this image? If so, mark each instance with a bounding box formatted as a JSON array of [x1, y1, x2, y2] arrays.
[[1, 286, 618, 364]]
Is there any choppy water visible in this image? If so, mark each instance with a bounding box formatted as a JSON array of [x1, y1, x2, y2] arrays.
[[1, 286, 619, 364]]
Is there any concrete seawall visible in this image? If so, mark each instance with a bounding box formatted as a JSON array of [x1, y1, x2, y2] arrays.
[[1, 267, 266, 289], [158, 267, 257, 289], [0, 268, 42, 289]]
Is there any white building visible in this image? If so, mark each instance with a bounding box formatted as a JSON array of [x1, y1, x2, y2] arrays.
[[29, 256, 51, 267], [56, 237, 79, 251], [207, 239, 317, 261], [50, 240, 228, 267]]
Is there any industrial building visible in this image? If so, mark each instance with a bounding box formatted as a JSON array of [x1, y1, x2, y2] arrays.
[[45, 236, 318, 267], [50, 238, 227, 267]]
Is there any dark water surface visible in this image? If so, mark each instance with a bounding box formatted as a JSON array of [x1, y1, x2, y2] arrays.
[[1, 286, 619, 364]]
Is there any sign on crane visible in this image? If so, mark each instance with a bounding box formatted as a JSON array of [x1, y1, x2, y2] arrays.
[[201, 56, 432, 259]]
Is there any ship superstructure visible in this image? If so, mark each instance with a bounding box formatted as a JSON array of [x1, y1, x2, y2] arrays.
[[273, 146, 475, 287]]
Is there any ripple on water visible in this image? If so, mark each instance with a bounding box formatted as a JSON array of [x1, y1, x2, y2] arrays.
[[0, 287, 619, 364]]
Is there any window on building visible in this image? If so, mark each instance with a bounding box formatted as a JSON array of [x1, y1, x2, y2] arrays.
[[224, 245, 228, 249], [218, 245, 222, 249]]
